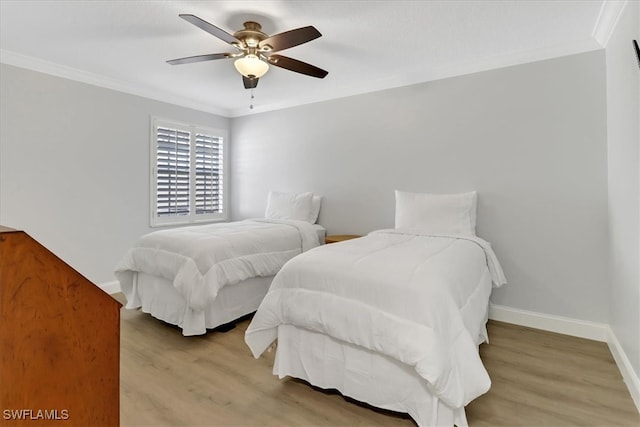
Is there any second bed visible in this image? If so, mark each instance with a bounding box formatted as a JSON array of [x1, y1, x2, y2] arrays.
[[245, 190, 506, 426]]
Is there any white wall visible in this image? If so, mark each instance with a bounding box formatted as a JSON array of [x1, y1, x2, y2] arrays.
[[606, 0, 640, 399], [231, 50, 609, 325], [0, 64, 229, 285], [1, 50, 614, 330], [1, 20, 635, 404]]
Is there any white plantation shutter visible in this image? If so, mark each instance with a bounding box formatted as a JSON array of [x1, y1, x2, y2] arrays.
[[156, 126, 190, 217], [195, 133, 223, 215], [151, 118, 227, 226]]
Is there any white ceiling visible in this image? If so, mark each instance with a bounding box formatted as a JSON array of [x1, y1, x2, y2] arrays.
[[0, 1, 620, 118]]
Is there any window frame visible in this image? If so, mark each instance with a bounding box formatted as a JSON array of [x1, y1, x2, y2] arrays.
[[149, 117, 228, 227]]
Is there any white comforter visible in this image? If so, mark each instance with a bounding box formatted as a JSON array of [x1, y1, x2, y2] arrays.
[[115, 219, 320, 313], [245, 228, 506, 410]]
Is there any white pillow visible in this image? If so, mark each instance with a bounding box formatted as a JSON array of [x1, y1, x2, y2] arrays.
[[308, 196, 322, 224], [394, 190, 477, 236], [265, 191, 314, 222]]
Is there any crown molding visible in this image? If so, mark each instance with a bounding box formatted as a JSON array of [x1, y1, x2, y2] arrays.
[[227, 37, 603, 117], [2, 35, 605, 120], [0, 49, 230, 117], [593, 0, 628, 47]]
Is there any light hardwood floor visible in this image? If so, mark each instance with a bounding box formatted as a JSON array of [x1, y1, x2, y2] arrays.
[[116, 295, 639, 426]]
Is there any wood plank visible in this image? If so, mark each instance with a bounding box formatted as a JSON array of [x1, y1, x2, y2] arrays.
[[117, 294, 639, 426], [1, 232, 121, 426], [466, 321, 640, 426]]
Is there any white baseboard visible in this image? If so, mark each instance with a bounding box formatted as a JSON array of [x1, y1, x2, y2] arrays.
[[489, 303, 640, 413], [489, 303, 609, 342], [98, 280, 121, 295], [607, 328, 640, 413]]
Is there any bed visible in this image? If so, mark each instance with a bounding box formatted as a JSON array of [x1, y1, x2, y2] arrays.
[[115, 191, 325, 336], [245, 190, 506, 427]]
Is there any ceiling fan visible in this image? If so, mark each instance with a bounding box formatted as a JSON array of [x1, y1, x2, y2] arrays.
[[167, 14, 328, 89]]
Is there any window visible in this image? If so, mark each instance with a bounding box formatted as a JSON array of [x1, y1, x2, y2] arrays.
[[150, 118, 227, 226]]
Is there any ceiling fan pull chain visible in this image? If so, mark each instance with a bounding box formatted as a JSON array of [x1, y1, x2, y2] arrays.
[[249, 88, 255, 110]]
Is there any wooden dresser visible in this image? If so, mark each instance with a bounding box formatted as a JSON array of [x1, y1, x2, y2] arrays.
[[0, 227, 121, 426]]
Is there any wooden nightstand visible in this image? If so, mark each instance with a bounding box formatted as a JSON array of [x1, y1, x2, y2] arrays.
[[325, 234, 361, 244]]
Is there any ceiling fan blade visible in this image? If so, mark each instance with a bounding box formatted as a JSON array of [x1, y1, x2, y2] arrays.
[[243, 76, 259, 89], [259, 26, 321, 52], [268, 54, 328, 78], [179, 14, 240, 45], [167, 53, 232, 65]]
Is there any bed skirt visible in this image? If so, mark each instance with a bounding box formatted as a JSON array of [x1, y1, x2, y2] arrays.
[[273, 324, 469, 427], [131, 273, 273, 335]]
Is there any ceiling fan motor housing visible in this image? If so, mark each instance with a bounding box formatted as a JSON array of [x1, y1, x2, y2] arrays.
[[234, 21, 269, 50]]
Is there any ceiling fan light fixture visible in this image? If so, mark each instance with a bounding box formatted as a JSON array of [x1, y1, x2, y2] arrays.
[[168, 16, 327, 88], [234, 55, 269, 78]]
